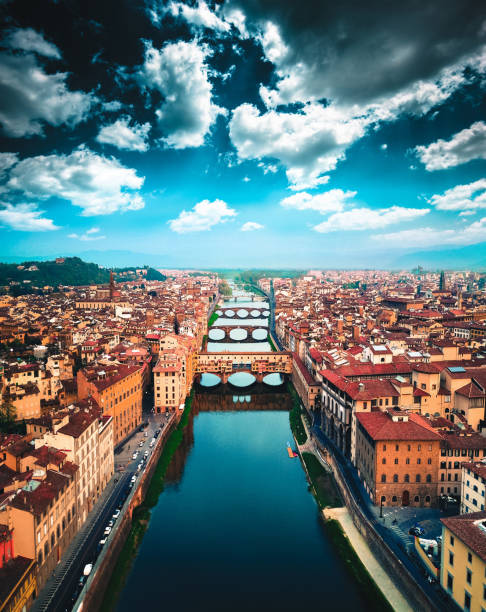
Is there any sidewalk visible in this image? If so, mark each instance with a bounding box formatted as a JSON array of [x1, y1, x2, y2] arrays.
[[325, 506, 412, 612], [295, 418, 411, 612]]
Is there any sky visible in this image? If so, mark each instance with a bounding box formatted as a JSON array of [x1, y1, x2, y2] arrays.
[[0, 0, 486, 269]]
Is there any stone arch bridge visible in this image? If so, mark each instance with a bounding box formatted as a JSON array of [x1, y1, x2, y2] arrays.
[[196, 351, 292, 384]]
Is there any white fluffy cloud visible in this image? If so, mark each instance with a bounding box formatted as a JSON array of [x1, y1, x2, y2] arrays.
[[375, 218, 486, 247], [166, 1, 230, 32], [241, 221, 263, 231], [0, 202, 59, 231], [429, 179, 486, 211], [0, 153, 18, 179], [313, 206, 430, 233], [96, 116, 151, 152], [69, 227, 106, 241], [415, 121, 486, 170], [281, 189, 356, 213], [139, 40, 225, 149], [5, 146, 145, 216], [229, 103, 366, 189], [0, 33, 96, 137], [4, 28, 61, 58], [169, 199, 236, 233]]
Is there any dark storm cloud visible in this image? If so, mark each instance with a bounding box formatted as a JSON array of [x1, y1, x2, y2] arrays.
[[224, 0, 486, 105]]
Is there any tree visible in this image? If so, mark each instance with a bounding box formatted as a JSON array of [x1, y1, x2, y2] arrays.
[[0, 399, 17, 427]]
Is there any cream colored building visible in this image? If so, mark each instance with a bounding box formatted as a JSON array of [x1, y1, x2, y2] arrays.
[[441, 511, 486, 612], [461, 462, 486, 514]]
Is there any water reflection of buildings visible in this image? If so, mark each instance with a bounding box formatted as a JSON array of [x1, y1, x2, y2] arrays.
[[193, 389, 292, 413], [165, 412, 194, 486], [165, 389, 292, 485]]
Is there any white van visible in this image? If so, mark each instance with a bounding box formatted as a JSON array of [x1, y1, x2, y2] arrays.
[[149, 438, 155, 447]]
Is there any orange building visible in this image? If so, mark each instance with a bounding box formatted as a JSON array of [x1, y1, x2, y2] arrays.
[[355, 410, 441, 507], [77, 363, 143, 445]]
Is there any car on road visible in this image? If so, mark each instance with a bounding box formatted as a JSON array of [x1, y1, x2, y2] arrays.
[[99, 538, 107, 546], [107, 520, 114, 528], [409, 526, 425, 536], [103, 526, 112, 536], [130, 475, 137, 484], [144, 450, 149, 457], [137, 461, 143, 472], [113, 509, 121, 519], [144, 432, 148, 437], [139, 441, 144, 447], [150, 438, 155, 447], [132, 452, 139, 460]]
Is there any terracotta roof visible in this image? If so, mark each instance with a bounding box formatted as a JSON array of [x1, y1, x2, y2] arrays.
[[356, 411, 441, 441], [463, 461, 486, 481], [441, 511, 486, 562]]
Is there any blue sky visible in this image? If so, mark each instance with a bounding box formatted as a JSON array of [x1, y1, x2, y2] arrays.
[[0, 0, 486, 268]]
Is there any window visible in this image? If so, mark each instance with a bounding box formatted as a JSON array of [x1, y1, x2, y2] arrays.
[[404, 474, 410, 483], [383, 444, 386, 451], [393, 474, 398, 483], [392, 495, 397, 502], [447, 573, 453, 591], [465, 591, 471, 611], [418, 444, 421, 451], [467, 569, 472, 585], [468, 552, 472, 564], [450, 535, 455, 546], [394, 458, 399, 464], [449, 551, 454, 566], [382, 458, 386, 464], [381, 474, 386, 483], [426, 474, 432, 483], [395, 444, 399, 451]]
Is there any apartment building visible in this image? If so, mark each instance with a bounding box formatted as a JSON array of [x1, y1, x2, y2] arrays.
[[77, 363, 143, 445], [461, 462, 486, 514], [355, 410, 441, 507], [441, 511, 486, 612]]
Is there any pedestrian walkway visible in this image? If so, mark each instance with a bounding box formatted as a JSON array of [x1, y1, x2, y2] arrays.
[[325, 507, 412, 612]]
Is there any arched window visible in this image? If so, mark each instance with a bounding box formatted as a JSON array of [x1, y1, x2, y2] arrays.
[[382, 458, 386, 464], [38, 550, 43, 565], [393, 474, 399, 483], [392, 495, 397, 503], [381, 495, 386, 503], [425, 495, 431, 503], [416, 474, 421, 482], [426, 474, 432, 483], [414, 495, 420, 502], [404, 474, 410, 483], [44, 542, 49, 558], [381, 474, 386, 483]]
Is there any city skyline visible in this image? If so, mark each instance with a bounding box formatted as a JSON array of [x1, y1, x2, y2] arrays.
[[1, 1, 486, 268]]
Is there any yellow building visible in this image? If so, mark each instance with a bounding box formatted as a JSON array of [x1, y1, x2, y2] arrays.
[[441, 511, 486, 611]]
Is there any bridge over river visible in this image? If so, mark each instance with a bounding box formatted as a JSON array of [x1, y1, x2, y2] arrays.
[[196, 351, 292, 383]]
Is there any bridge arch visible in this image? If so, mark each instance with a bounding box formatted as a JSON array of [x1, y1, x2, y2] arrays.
[[227, 372, 256, 387]]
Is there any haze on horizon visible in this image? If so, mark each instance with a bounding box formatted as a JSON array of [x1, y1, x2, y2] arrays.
[[0, 0, 486, 269]]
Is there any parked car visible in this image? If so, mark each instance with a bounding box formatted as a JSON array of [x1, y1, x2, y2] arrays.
[[150, 439, 156, 447], [409, 526, 425, 536], [137, 461, 143, 472], [139, 441, 144, 447], [103, 526, 112, 536], [132, 452, 139, 460], [112, 509, 121, 519], [107, 520, 114, 528], [144, 432, 148, 438], [99, 538, 107, 546], [130, 475, 137, 484]]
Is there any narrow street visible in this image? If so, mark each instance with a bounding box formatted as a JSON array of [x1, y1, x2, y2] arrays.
[[31, 386, 173, 612]]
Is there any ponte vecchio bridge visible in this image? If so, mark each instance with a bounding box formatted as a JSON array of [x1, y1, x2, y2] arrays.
[[195, 351, 292, 384]]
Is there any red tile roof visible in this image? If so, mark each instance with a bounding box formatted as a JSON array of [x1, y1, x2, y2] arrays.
[[356, 411, 441, 441]]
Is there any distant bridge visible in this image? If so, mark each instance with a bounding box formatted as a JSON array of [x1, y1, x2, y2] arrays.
[[195, 351, 292, 383], [216, 306, 270, 319], [208, 325, 268, 342]]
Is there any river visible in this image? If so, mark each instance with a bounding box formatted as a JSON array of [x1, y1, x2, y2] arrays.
[[114, 287, 371, 611]]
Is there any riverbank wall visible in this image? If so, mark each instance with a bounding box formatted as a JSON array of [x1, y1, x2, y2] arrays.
[[75, 413, 179, 612], [309, 435, 440, 612]]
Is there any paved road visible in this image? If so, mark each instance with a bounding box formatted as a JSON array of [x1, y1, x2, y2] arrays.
[[32, 400, 172, 612]]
